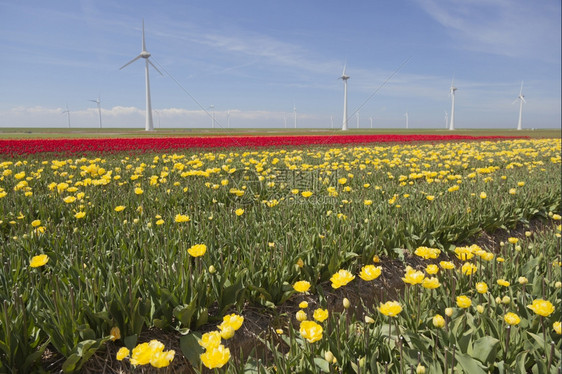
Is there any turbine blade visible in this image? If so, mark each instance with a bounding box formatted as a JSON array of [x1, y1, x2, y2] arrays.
[[142, 19, 146, 52], [521, 97, 526, 104], [519, 81, 524, 96], [512, 99, 519, 105], [148, 59, 163, 76], [120, 55, 142, 70], [342, 63, 347, 76]]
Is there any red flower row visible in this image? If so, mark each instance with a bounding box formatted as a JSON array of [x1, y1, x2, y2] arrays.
[[0, 134, 523, 156]]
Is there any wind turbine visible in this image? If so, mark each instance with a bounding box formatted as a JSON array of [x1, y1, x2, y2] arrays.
[[89, 97, 102, 128], [404, 112, 409, 129], [339, 64, 350, 131], [330, 115, 334, 129], [62, 104, 70, 128], [293, 104, 297, 129], [369, 116, 373, 129], [227, 110, 231, 128], [356, 111, 360, 128], [154, 110, 161, 128], [120, 20, 162, 132], [449, 78, 457, 131], [284, 112, 287, 129], [513, 81, 526, 130], [444, 111, 448, 129]]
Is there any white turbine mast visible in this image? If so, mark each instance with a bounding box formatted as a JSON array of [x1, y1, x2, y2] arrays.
[[404, 112, 409, 129], [293, 104, 297, 129], [227, 109, 231, 129], [449, 78, 457, 131], [330, 115, 334, 129], [369, 116, 373, 129], [154, 110, 161, 128], [89, 96, 102, 128], [62, 104, 71, 128], [339, 64, 350, 131], [444, 111, 448, 129], [513, 81, 526, 131], [356, 111, 360, 128], [120, 19, 162, 131]]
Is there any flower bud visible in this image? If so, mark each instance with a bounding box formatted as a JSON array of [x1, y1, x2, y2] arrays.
[[358, 357, 366, 368], [433, 314, 445, 328], [364, 316, 375, 324], [416, 364, 426, 374], [476, 305, 484, 314], [555, 281, 562, 289], [445, 308, 453, 317], [343, 298, 351, 309], [208, 265, 216, 274], [296, 310, 307, 322], [324, 351, 334, 363], [518, 276, 528, 285], [502, 296, 511, 305]]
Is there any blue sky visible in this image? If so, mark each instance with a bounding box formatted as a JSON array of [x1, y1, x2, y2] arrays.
[[0, 0, 560, 129]]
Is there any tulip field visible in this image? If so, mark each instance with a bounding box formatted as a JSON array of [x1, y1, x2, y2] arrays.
[[0, 134, 560, 373]]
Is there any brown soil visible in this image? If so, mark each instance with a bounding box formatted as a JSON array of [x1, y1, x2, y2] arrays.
[[42, 218, 557, 373]]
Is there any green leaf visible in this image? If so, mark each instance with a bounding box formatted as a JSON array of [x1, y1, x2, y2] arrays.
[[457, 331, 472, 354], [391, 248, 406, 261], [526, 331, 545, 348], [173, 300, 197, 327], [472, 336, 500, 365], [247, 285, 273, 302], [124, 334, 137, 350], [61, 353, 80, 373], [179, 332, 203, 368], [22, 338, 51, 371], [219, 280, 244, 315], [314, 357, 330, 373], [195, 307, 208, 328], [454, 352, 487, 374], [515, 351, 529, 374], [495, 360, 505, 374]]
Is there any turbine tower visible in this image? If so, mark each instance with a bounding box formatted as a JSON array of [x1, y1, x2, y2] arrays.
[[339, 64, 350, 131], [444, 111, 448, 129], [89, 97, 102, 128], [369, 116, 373, 129], [514, 81, 526, 130], [404, 112, 409, 129], [356, 111, 360, 128], [449, 79, 457, 131], [293, 104, 297, 129], [62, 104, 70, 128], [120, 20, 162, 131]]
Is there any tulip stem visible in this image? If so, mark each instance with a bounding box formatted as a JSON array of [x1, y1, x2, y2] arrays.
[[504, 326, 511, 361]]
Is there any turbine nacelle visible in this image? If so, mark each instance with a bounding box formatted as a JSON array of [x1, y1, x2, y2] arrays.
[[140, 51, 151, 58]]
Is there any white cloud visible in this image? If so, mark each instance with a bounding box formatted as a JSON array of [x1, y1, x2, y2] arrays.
[[415, 0, 561, 62], [0, 106, 329, 129]]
